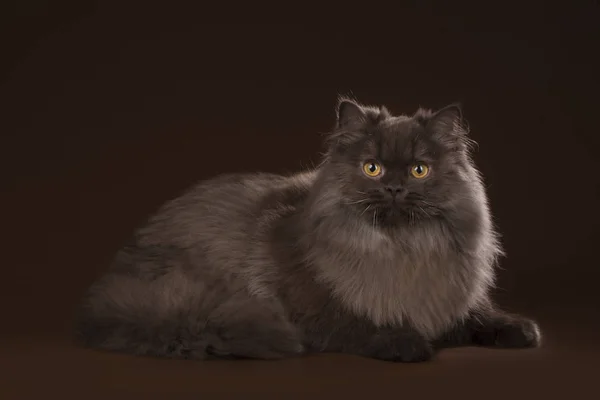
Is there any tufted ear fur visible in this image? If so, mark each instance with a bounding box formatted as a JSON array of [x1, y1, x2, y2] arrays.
[[428, 103, 464, 134], [336, 99, 368, 129], [326, 97, 391, 152], [414, 103, 473, 151]]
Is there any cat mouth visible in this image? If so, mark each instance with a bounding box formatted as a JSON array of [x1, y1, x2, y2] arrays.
[[375, 203, 405, 217], [357, 200, 422, 224], [379, 202, 429, 221], [365, 200, 405, 213], [389, 199, 408, 211]]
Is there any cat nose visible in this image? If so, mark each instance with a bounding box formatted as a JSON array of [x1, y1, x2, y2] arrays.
[[384, 185, 406, 197]]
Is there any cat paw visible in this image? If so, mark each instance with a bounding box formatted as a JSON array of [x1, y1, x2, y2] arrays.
[[365, 331, 435, 363], [473, 315, 542, 348], [494, 318, 542, 348], [208, 321, 305, 360]]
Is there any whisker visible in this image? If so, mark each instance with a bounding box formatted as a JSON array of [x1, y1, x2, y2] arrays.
[[346, 198, 369, 205], [373, 209, 377, 230]]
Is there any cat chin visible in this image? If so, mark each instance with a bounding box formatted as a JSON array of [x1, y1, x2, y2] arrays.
[[368, 206, 427, 228]]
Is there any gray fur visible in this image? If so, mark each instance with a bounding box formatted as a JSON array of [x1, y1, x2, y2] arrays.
[[75, 98, 541, 362]]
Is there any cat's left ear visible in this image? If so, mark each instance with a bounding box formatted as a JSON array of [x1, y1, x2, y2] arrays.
[[427, 103, 465, 135], [416, 103, 470, 149]]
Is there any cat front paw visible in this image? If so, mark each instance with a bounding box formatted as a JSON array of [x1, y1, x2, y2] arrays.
[[474, 315, 542, 349], [364, 331, 435, 363], [494, 317, 542, 348]]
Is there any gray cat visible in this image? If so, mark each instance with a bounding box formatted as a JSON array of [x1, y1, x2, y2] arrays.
[[75, 98, 541, 362]]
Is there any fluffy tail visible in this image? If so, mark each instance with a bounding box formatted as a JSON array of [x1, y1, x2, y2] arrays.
[[74, 271, 303, 360]]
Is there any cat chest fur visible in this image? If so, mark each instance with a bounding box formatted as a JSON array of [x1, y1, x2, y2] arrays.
[[311, 224, 491, 339]]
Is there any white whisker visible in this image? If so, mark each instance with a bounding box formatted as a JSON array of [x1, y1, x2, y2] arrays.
[[373, 209, 377, 230], [347, 198, 369, 205], [418, 206, 430, 217]]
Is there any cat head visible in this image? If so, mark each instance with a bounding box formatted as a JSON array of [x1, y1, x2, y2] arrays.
[[318, 97, 480, 228]]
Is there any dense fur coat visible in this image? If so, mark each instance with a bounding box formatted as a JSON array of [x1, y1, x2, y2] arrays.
[[75, 99, 541, 362]]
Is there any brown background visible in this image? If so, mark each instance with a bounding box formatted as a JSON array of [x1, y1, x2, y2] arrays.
[[1, 1, 599, 398]]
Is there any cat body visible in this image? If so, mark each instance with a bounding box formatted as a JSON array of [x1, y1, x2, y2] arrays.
[[76, 99, 541, 361]]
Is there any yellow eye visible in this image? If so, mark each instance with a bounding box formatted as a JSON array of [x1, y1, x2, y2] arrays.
[[411, 163, 430, 178], [363, 162, 382, 177]]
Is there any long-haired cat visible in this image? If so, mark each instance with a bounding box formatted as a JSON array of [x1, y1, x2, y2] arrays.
[[75, 98, 541, 362]]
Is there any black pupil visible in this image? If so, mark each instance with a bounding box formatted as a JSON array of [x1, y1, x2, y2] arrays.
[[415, 165, 423, 174], [369, 164, 377, 172]]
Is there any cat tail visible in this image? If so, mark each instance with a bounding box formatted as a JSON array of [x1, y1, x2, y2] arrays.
[[74, 270, 304, 360]]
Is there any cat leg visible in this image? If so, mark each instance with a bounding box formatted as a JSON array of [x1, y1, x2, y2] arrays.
[[301, 307, 435, 362], [353, 327, 435, 362], [201, 291, 304, 360], [470, 310, 542, 348], [437, 308, 542, 349], [75, 271, 303, 360]]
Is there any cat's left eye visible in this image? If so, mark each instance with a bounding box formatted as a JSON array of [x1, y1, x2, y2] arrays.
[[411, 163, 430, 179]]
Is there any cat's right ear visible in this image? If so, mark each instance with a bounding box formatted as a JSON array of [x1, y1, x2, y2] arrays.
[[336, 98, 367, 129]]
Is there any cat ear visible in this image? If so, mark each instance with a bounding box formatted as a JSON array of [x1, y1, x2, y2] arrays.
[[416, 103, 471, 150], [336, 98, 368, 129], [427, 103, 464, 135], [326, 97, 391, 153]]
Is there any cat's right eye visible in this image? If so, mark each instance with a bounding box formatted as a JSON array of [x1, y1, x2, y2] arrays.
[[362, 162, 383, 177]]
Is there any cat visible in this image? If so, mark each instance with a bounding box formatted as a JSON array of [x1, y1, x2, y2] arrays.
[[74, 97, 542, 362]]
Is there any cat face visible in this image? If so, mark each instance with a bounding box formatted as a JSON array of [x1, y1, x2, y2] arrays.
[[323, 99, 477, 228]]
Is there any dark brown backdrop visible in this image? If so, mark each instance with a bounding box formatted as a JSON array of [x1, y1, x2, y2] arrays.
[[1, 1, 599, 398]]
